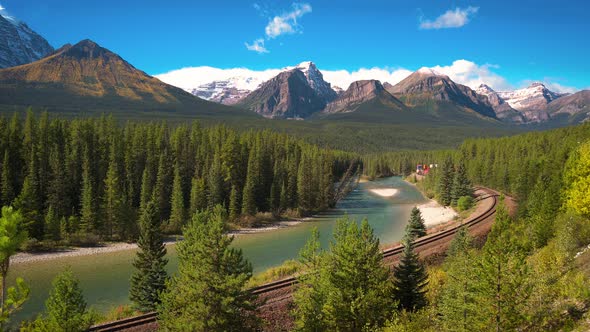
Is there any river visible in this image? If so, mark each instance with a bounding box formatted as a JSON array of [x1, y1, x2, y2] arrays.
[[8, 176, 426, 325]]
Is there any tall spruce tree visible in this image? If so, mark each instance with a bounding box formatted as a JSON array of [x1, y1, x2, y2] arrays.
[[14, 146, 42, 239], [438, 157, 455, 206], [392, 234, 429, 312], [79, 155, 97, 235], [103, 139, 125, 240], [169, 163, 186, 233], [406, 207, 427, 239], [228, 185, 240, 222], [158, 206, 258, 331], [241, 151, 258, 216], [1, 151, 14, 206], [129, 201, 168, 312], [451, 163, 473, 206]]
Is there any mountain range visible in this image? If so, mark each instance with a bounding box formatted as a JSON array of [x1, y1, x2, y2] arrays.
[[160, 60, 589, 125], [0, 13, 588, 127]]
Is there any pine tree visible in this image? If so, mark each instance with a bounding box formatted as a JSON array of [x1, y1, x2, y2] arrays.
[[228, 185, 240, 222], [31, 269, 93, 331], [241, 149, 258, 216], [1, 151, 14, 206], [189, 176, 208, 215], [297, 152, 313, 215], [103, 140, 125, 240], [207, 153, 224, 208], [169, 163, 186, 233], [392, 235, 429, 312], [438, 157, 454, 206], [293, 218, 393, 331], [14, 146, 43, 239], [473, 202, 531, 331], [438, 226, 479, 332], [47, 144, 69, 218], [129, 201, 168, 312], [44, 206, 61, 242], [152, 153, 172, 221], [451, 163, 473, 206], [79, 156, 96, 234], [139, 166, 153, 213], [159, 206, 258, 331], [406, 207, 427, 239]]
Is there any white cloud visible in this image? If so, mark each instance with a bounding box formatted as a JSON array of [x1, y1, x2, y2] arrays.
[[420, 6, 479, 30], [245, 38, 269, 54], [155, 66, 282, 91], [428, 59, 512, 90], [246, 3, 312, 53], [519, 80, 578, 94], [155, 60, 582, 95], [322, 68, 413, 90], [265, 3, 312, 38]]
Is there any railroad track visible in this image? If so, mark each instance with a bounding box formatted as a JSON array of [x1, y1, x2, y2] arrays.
[[88, 188, 498, 332]]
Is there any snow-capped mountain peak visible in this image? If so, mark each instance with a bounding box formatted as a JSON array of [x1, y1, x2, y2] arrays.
[[416, 67, 444, 76], [0, 12, 54, 68], [292, 60, 337, 102], [496, 83, 565, 111]]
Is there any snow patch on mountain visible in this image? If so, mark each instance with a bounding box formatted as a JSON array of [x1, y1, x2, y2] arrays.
[[0, 13, 54, 68], [496, 82, 566, 111]]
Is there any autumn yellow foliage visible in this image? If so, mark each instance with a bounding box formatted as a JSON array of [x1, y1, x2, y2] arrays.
[[564, 141, 590, 217]]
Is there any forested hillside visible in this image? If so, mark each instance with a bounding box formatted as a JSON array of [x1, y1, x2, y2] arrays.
[[0, 112, 358, 245], [359, 122, 590, 330]]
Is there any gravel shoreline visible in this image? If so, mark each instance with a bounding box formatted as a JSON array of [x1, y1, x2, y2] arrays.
[[11, 219, 309, 265]]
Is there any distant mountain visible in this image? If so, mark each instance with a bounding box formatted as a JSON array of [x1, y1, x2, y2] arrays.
[[476, 84, 525, 123], [295, 61, 337, 102], [0, 14, 54, 68], [545, 90, 590, 124], [237, 69, 326, 119], [387, 68, 497, 119], [324, 80, 404, 114], [0, 39, 253, 118], [190, 80, 251, 105], [164, 61, 337, 107], [497, 82, 566, 111]]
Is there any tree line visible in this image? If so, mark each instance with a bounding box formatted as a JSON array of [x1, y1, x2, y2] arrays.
[[0, 112, 359, 245]]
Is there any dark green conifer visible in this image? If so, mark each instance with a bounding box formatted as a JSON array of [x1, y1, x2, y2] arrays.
[[406, 207, 427, 239], [392, 235, 429, 311], [129, 201, 168, 312]]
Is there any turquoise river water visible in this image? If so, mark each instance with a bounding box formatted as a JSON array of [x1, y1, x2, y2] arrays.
[[8, 176, 426, 324]]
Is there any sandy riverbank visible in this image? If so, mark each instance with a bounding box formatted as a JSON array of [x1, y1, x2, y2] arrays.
[[369, 188, 399, 197], [416, 199, 458, 227], [11, 219, 311, 265]]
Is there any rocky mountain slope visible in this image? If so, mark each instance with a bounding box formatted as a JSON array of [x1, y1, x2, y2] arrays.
[[476, 84, 525, 123], [545, 90, 590, 123], [324, 80, 404, 113], [0, 14, 54, 68], [0, 39, 254, 118], [497, 82, 566, 111], [387, 68, 497, 119], [476, 83, 568, 123], [236, 69, 326, 118]]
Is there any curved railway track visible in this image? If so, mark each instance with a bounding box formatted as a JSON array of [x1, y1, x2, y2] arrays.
[[88, 188, 499, 332]]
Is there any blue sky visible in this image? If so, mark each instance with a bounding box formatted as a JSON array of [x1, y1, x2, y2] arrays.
[[1, 0, 588, 91]]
